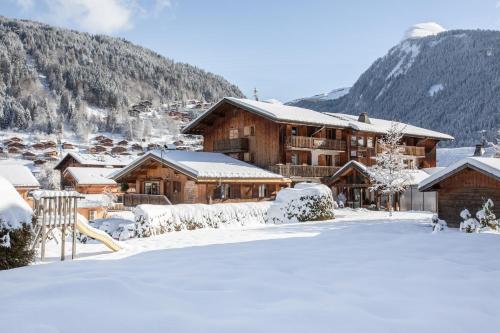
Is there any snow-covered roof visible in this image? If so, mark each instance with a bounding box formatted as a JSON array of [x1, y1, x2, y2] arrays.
[[419, 157, 500, 191], [324, 113, 453, 140], [182, 97, 453, 141], [54, 152, 135, 170], [112, 150, 290, 181], [78, 194, 114, 208], [182, 97, 351, 133], [65, 167, 120, 185], [0, 176, 33, 231], [0, 165, 40, 188], [329, 160, 432, 186]]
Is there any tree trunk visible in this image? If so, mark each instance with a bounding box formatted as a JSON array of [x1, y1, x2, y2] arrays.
[[388, 192, 394, 217]]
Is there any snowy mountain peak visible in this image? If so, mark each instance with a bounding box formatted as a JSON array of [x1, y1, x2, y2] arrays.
[[404, 22, 446, 40]]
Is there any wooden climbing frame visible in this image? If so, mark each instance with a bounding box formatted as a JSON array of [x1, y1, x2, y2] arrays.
[[32, 191, 84, 261]]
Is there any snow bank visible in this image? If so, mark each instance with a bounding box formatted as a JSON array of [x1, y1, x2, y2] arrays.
[[268, 183, 335, 224], [135, 202, 272, 237], [0, 176, 33, 247]]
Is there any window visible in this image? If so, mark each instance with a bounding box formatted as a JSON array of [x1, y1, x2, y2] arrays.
[[291, 153, 299, 165], [258, 184, 268, 198], [325, 155, 333, 166], [229, 128, 239, 139], [351, 135, 357, 146], [173, 181, 182, 193], [291, 127, 298, 136], [89, 210, 96, 221], [144, 181, 160, 195], [244, 125, 255, 136], [350, 150, 357, 157], [244, 152, 254, 162], [358, 151, 367, 158], [367, 137, 374, 148], [357, 136, 365, 147]]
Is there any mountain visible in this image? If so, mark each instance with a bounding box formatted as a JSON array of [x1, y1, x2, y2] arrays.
[[289, 87, 350, 104], [0, 16, 243, 135], [289, 23, 500, 147]]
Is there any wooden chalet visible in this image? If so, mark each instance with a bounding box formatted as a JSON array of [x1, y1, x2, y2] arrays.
[[131, 143, 143, 151], [117, 140, 129, 146], [8, 141, 26, 150], [111, 150, 291, 206], [111, 146, 128, 154], [328, 160, 437, 211], [54, 152, 133, 188], [182, 98, 453, 183], [43, 141, 57, 149], [0, 165, 40, 201], [419, 157, 500, 227], [31, 143, 46, 150], [8, 146, 21, 154], [93, 145, 107, 153], [43, 150, 59, 158], [62, 142, 75, 149], [22, 151, 37, 160]]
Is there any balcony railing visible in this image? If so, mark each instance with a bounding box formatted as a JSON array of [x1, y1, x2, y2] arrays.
[[268, 164, 340, 178], [376, 145, 425, 157], [286, 136, 346, 151], [124, 194, 172, 206], [213, 138, 249, 153]]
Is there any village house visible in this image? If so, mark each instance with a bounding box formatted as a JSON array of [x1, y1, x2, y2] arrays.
[[111, 146, 128, 155], [182, 98, 453, 185], [419, 156, 500, 227], [62, 167, 121, 220], [62, 142, 75, 150], [0, 164, 40, 202], [327, 160, 438, 211], [22, 151, 37, 161], [110, 150, 291, 206], [54, 152, 134, 188]]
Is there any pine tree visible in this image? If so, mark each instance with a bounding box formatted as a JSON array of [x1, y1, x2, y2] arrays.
[[368, 122, 413, 216]]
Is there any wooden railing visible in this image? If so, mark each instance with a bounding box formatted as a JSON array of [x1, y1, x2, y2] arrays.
[[268, 164, 340, 178], [124, 194, 172, 206], [286, 136, 346, 151], [376, 145, 425, 157], [213, 138, 249, 152]]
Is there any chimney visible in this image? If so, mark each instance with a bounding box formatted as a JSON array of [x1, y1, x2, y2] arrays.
[[473, 143, 484, 157], [358, 112, 371, 124]]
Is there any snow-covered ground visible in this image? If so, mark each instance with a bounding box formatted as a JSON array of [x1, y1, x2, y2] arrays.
[[1, 210, 500, 332]]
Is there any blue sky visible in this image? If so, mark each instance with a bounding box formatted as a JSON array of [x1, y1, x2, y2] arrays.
[[2, 0, 500, 101]]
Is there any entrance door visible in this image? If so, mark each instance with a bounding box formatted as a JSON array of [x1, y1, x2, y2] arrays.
[[353, 188, 361, 209]]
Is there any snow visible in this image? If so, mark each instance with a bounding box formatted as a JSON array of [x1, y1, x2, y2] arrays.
[[290, 87, 351, 103], [79, 194, 114, 208], [428, 83, 444, 97], [2, 210, 500, 332], [184, 97, 352, 131], [55, 152, 135, 169], [268, 183, 335, 223], [114, 150, 289, 180], [404, 22, 446, 40], [420, 157, 500, 191], [0, 176, 32, 246], [0, 164, 40, 188], [386, 41, 421, 79], [437, 146, 496, 167], [135, 202, 272, 237], [65, 167, 120, 185], [326, 113, 454, 140]]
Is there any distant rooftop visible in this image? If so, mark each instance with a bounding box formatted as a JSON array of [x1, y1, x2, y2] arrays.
[[0, 164, 40, 188]]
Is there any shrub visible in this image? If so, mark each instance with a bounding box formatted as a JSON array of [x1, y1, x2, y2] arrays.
[[431, 214, 447, 233], [0, 217, 36, 270], [268, 183, 335, 224], [135, 202, 271, 237], [459, 209, 480, 233], [476, 199, 498, 230]]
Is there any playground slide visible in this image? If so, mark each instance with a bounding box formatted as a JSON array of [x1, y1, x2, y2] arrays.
[[76, 215, 122, 252]]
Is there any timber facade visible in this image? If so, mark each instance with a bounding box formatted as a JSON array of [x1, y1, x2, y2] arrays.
[[183, 98, 449, 183]]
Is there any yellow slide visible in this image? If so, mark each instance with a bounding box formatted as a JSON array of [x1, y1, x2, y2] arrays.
[[76, 215, 122, 252]]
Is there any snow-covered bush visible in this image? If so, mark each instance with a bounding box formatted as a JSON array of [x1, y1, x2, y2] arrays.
[[459, 209, 480, 233], [90, 218, 136, 241], [431, 214, 447, 233], [135, 202, 271, 237], [267, 183, 335, 224], [0, 176, 35, 270], [476, 199, 499, 231]]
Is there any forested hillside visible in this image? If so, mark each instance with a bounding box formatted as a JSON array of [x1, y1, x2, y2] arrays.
[[290, 29, 500, 146], [0, 16, 243, 135]]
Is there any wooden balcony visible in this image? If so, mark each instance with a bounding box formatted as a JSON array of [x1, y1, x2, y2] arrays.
[[124, 194, 172, 206], [376, 145, 425, 157], [213, 138, 249, 153], [286, 136, 346, 151], [269, 164, 340, 178]]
